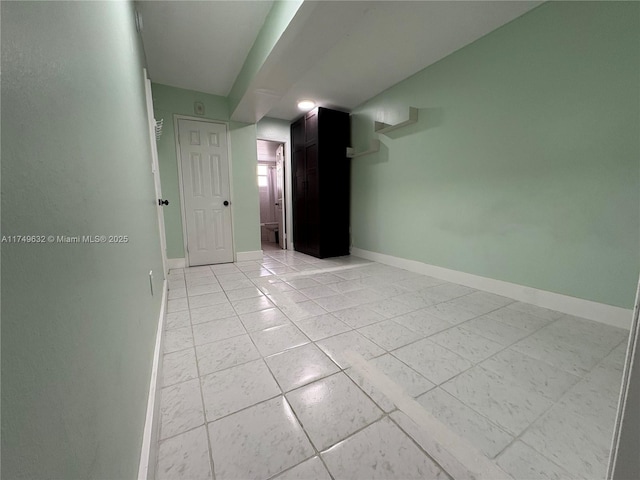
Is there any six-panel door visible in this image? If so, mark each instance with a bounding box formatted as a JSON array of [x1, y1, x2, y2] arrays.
[[178, 119, 233, 265]]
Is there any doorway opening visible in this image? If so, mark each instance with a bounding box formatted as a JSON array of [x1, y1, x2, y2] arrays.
[[257, 139, 286, 252]]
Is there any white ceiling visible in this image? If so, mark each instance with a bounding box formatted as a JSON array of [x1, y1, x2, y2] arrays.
[[266, 1, 541, 120], [137, 1, 273, 96], [138, 1, 541, 121]]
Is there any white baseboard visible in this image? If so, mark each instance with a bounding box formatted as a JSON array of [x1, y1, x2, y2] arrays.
[[351, 247, 632, 330], [167, 258, 186, 270], [138, 279, 168, 480], [237, 250, 263, 262]]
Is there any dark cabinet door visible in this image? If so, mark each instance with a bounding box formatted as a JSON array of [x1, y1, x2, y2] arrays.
[[291, 117, 307, 251], [305, 110, 317, 142], [292, 147, 307, 252], [291, 107, 349, 258], [292, 117, 304, 147], [305, 144, 319, 255]]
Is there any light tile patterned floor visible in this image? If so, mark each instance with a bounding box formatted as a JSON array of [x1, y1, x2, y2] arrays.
[[156, 244, 628, 480]]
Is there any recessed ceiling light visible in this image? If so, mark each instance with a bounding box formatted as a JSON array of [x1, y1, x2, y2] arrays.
[[297, 100, 316, 110]]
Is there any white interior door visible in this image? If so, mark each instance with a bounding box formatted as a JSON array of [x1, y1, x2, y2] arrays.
[[275, 144, 286, 249], [178, 119, 233, 265], [143, 71, 168, 277]]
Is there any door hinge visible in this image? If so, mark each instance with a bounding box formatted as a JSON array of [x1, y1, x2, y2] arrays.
[[177, 134, 181, 145]]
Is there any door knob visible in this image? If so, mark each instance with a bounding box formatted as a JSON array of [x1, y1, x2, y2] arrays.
[[223, 200, 229, 206], [158, 199, 169, 206]]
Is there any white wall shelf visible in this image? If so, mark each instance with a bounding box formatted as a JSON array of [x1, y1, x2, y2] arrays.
[[374, 107, 418, 135], [346, 139, 380, 158]]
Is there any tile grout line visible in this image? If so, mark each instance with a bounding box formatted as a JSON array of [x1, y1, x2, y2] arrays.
[[344, 350, 511, 479], [438, 307, 618, 469], [335, 259, 623, 475], [164, 253, 623, 480], [415, 310, 568, 457], [495, 336, 629, 473], [212, 262, 331, 480], [184, 260, 532, 468], [385, 412, 456, 480], [203, 254, 413, 478], [189, 264, 218, 480], [339, 292, 603, 470], [253, 291, 460, 479], [225, 256, 339, 480]]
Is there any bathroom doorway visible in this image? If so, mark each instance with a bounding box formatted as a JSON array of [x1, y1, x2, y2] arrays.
[[257, 139, 286, 251]]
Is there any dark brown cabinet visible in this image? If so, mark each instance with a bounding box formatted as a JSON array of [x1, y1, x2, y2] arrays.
[[291, 107, 350, 258]]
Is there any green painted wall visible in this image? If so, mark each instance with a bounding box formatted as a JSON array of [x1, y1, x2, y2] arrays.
[[257, 116, 291, 142], [351, 1, 639, 309], [228, 0, 304, 114], [1, 2, 164, 478], [230, 122, 262, 253], [152, 83, 260, 258]]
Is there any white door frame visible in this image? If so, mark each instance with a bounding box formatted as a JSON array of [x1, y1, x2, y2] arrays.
[[173, 114, 235, 266], [257, 136, 292, 250], [607, 276, 639, 479], [143, 69, 168, 277]]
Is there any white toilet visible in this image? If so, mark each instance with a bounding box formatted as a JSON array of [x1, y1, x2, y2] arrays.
[[261, 222, 279, 243]]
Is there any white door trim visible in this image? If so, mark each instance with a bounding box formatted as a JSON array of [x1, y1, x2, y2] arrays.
[[224, 124, 240, 262], [607, 277, 639, 479], [257, 136, 292, 250], [143, 69, 168, 277], [173, 115, 234, 266]]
